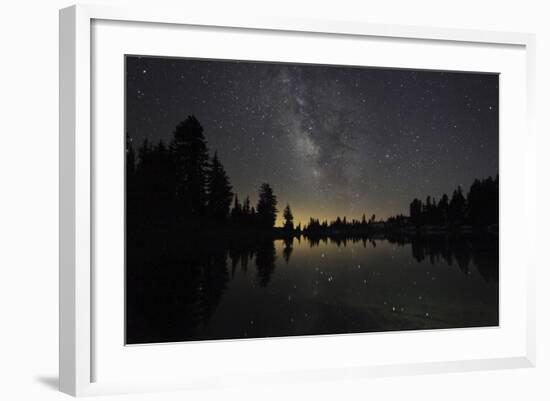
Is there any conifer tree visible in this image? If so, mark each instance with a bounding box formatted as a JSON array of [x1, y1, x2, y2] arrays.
[[283, 204, 294, 230], [206, 152, 233, 222], [171, 115, 209, 217], [256, 183, 278, 229]]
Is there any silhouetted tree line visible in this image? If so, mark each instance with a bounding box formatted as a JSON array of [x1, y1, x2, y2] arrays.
[[409, 176, 498, 229], [230, 184, 279, 230], [303, 213, 378, 235], [299, 176, 497, 237], [127, 115, 278, 232]]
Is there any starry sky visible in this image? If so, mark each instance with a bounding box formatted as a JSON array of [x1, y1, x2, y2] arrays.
[[126, 56, 498, 226]]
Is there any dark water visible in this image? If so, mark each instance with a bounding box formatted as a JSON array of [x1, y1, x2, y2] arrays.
[[126, 234, 498, 344]]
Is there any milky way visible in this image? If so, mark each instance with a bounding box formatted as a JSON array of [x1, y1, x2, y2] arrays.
[[126, 56, 498, 226]]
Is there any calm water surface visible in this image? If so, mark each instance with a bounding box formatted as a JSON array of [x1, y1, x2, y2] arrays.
[[126, 235, 498, 344]]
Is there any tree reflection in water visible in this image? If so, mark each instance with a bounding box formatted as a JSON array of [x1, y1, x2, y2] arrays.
[[126, 232, 498, 344]]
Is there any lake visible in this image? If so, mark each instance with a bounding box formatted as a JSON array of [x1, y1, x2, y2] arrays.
[[126, 233, 499, 344]]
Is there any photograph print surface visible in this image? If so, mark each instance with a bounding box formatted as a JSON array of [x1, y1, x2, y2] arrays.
[[125, 56, 499, 344]]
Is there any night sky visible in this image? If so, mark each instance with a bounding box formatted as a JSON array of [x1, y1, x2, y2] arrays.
[[126, 56, 498, 226]]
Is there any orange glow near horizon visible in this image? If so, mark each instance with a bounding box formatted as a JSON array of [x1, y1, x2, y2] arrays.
[[274, 206, 395, 228]]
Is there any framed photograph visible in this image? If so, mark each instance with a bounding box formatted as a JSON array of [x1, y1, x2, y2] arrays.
[[59, 4, 536, 396]]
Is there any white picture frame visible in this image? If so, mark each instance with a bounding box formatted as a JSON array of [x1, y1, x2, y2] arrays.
[[59, 4, 536, 397]]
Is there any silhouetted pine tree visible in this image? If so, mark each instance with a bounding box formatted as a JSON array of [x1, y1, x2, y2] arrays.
[[134, 139, 154, 225], [424, 196, 434, 225], [231, 195, 242, 220], [151, 140, 177, 223], [283, 204, 294, 231], [448, 186, 466, 226], [256, 183, 278, 229], [467, 176, 498, 227], [242, 196, 255, 226], [131, 138, 177, 228], [170, 115, 209, 218], [410, 198, 423, 227], [206, 152, 233, 223], [243, 196, 251, 216], [437, 194, 449, 226]]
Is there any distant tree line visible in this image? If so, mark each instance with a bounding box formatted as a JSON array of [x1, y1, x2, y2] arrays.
[[301, 176, 497, 235], [303, 213, 377, 235], [409, 176, 498, 228], [127, 115, 278, 232]]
